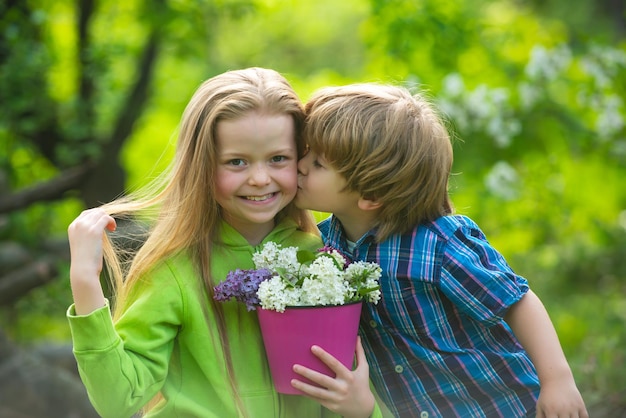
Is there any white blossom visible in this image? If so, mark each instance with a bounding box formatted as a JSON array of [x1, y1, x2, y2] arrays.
[[581, 45, 626, 89], [525, 44, 572, 81], [257, 276, 300, 312], [595, 94, 625, 141], [485, 161, 520, 201], [251, 243, 382, 312], [253, 241, 300, 280], [518, 82, 541, 110], [442, 73, 465, 97]]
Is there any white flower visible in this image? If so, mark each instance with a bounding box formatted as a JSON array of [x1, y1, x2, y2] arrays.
[[257, 276, 299, 312], [595, 94, 624, 141], [518, 82, 541, 110], [485, 161, 520, 201], [525, 44, 572, 81], [250, 243, 381, 312], [325, 248, 348, 268], [253, 241, 300, 281], [442, 73, 465, 97], [300, 275, 348, 306], [345, 262, 382, 303]]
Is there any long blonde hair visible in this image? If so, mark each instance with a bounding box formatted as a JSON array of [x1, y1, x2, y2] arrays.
[[99, 67, 316, 415]]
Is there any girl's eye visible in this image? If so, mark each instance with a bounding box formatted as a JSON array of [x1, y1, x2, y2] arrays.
[[228, 159, 246, 166], [312, 159, 323, 168], [270, 155, 287, 163]]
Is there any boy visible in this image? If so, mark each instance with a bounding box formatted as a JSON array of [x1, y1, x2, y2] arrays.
[[295, 83, 588, 418]]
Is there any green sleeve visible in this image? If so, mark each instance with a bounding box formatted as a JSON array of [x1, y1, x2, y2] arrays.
[[361, 393, 393, 418], [372, 383, 396, 418], [67, 262, 184, 418], [369, 401, 384, 418]]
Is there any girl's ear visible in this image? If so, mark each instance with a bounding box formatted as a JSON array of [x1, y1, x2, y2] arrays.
[[357, 197, 382, 211]]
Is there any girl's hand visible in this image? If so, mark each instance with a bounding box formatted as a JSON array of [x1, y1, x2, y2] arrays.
[[291, 336, 375, 418], [67, 208, 116, 315]]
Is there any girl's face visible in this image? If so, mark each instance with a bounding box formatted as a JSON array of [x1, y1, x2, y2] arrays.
[[215, 111, 298, 244]]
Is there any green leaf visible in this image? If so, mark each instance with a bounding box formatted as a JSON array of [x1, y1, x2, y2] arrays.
[[274, 266, 290, 279], [358, 286, 380, 296], [296, 249, 317, 264]]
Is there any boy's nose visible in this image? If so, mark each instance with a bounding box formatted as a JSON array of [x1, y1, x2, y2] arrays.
[[297, 155, 309, 175]]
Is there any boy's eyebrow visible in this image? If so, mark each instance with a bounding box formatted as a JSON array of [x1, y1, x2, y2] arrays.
[[316, 153, 329, 162]]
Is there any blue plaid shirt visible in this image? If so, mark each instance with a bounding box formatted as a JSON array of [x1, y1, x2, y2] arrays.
[[319, 215, 540, 418]]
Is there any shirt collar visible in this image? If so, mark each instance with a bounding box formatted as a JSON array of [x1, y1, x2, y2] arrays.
[[322, 215, 376, 256]]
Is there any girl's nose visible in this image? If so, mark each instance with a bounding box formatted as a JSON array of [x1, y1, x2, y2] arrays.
[[249, 164, 271, 186]]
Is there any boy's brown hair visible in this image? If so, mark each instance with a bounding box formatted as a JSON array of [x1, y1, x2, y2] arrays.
[[304, 83, 454, 241]]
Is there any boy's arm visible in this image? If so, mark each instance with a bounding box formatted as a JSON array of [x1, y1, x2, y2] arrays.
[[504, 289, 589, 418]]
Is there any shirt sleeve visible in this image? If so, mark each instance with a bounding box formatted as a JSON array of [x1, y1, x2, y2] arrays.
[[439, 223, 529, 325], [67, 261, 185, 418]]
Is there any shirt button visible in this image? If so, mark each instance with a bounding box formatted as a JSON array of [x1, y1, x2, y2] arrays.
[[420, 412, 429, 418], [369, 320, 377, 328], [394, 365, 403, 373]]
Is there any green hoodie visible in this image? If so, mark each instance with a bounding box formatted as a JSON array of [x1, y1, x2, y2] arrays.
[[68, 218, 368, 418]]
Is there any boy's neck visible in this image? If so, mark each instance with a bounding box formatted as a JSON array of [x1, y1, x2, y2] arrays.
[[335, 212, 378, 243]]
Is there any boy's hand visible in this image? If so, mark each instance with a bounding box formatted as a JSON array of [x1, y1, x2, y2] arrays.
[[292, 336, 375, 418], [536, 378, 588, 418]]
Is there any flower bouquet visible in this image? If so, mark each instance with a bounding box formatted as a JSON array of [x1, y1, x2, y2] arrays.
[[214, 242, 381, 394]]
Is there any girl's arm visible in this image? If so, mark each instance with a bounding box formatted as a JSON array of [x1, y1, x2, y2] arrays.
[[67, 208, 177, 417], [68, 208, 115, 315], [292, 336, 381, 418], [505, 289, 589, 418]]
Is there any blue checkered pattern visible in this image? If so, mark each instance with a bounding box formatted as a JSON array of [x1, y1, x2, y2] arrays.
[[319, 215, 540, 418]]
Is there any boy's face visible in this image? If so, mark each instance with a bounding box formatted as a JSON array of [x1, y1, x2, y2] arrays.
[[295, 151, 361, 217]]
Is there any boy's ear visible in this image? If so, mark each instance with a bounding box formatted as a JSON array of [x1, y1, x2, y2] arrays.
[[357, 197, 382, 211]]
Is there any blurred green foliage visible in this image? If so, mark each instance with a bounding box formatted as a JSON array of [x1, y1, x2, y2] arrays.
[[1, 0, 624, 413]]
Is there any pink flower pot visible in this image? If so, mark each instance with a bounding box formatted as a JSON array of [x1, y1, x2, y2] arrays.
[[256, 301, 362, 395]]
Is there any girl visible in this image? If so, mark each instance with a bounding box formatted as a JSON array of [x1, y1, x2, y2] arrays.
[[67, 68, 377, 418]]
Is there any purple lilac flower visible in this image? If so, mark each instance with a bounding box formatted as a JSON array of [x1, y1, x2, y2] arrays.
[[213, 268, 272, 311]]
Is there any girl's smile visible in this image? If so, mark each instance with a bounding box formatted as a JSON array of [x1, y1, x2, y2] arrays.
[[243, 193, 276, 202]]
